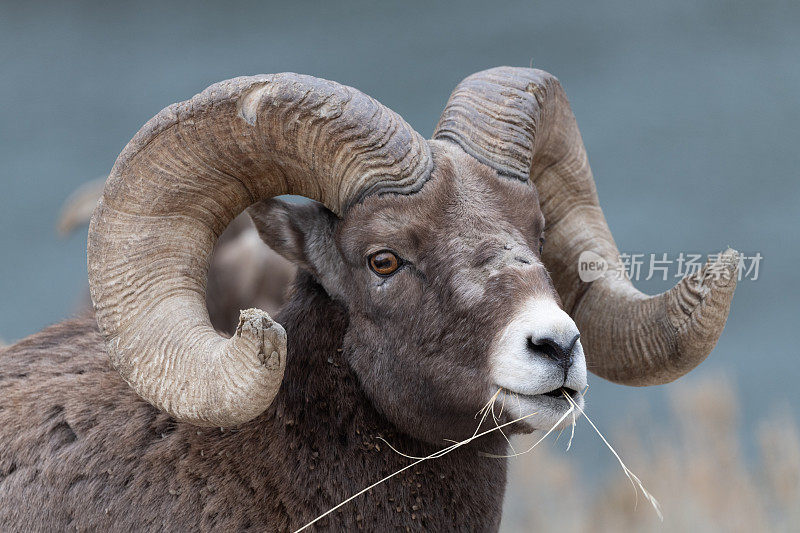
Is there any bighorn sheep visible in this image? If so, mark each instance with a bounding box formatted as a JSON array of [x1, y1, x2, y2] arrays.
[[58, 182, 296, 334], [0, 68, 738, 530]]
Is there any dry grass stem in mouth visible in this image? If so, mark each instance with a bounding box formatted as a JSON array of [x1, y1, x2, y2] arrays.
[[493, 390, 517, 454], [475, 389, 500, 433], [564, 393, 663, 521], [479, 405, 575, 459], [476, 388, 503, 420], [293, 400, 541, 533], [380, 388, 514, 460]]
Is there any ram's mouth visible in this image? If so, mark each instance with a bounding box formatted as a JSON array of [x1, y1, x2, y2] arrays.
[[541, 386, 579, 399], [492, 384, 583, 432], [501, 385, 580, 402]]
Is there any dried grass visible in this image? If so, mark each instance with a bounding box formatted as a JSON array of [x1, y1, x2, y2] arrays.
[[501, 374, 800, 533]]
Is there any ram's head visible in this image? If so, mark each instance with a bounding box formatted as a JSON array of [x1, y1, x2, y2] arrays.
[[87, 68, 737, 443]]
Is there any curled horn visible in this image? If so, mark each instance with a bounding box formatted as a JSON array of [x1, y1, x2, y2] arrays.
[[88, 74, 431, 426]]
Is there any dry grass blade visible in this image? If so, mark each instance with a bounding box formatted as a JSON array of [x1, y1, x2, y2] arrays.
[[493, 390, 517, 454], [479, 404, 575, 459], [564, 392, 663, 521], [566, 408, 576, 451], [375, 436, 428, 460]]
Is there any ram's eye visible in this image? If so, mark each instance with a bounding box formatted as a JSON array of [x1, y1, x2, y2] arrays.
[[539, 236, 545, 255], [368, 250, 401, 276]]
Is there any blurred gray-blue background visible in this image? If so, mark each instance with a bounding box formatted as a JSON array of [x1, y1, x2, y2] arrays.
[[1, 0, 798, 524]]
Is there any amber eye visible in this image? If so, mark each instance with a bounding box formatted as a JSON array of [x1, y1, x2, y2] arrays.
[[368, 250, 401, 276]]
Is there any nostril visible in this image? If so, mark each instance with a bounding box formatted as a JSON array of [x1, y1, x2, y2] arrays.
[[527, 333, 580, 369], [527, 336, 561, 361]]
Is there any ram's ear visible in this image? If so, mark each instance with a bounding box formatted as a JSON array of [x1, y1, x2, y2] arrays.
[[247, 198, 339, 276]]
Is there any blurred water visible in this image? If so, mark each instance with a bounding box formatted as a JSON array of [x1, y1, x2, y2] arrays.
[[1, 0, 798, 494]]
